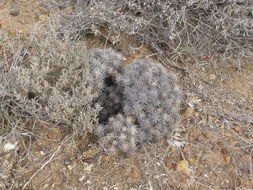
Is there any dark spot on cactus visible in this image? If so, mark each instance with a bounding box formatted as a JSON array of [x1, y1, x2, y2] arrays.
[[104, 75, 116, 87], [97, 75, 124, 124]]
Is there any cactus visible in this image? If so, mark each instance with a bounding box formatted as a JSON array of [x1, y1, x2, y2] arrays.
[[96, 114, 145, 155], [89, 49, 183, 155], [88, 48, 123, 94], [120, 59, 182, 143]]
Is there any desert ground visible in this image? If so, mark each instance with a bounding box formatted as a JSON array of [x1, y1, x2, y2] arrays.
[[0, 1, 253, 190]]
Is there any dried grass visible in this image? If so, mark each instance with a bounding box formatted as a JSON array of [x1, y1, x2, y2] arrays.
[[55, 0, 253, 67]]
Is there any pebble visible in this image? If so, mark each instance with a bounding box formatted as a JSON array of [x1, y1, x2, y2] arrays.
[[78, 175, 86, 182], [83, 158, 97, 164], [164, 157, 176, 169], [194, 112, 200, 117], [9, 9, 20, 16], [196, 135, 204, 142], [212, 145, 219, 152], [224, 155, 231, 164], [183, 146, 189, 153], [164, 160, 173, 169], [64, 159, 72, 166], [209, 74, 217, 80], [221, 148, 228, 155], [205, 132, 212, 138], [67, 164, 74, 171], [177, 160, 190, 176], [47, 131, 55, 139], [233, 126, 241, 133], [3, 142, 18, 151]]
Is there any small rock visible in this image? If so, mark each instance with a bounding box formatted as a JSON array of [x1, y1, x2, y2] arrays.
[[209, 74, 217, 80], [34, 151, 42, 158], [164, 157, 176, 169], [181, 152, 189, 160], [67, 160, 77, 171], [221, 148, 228, 155], [181, 147, 190, 160], [228, 139, 237, 146], [47, 131, 55, 139], [233, 126, 241, 133], [196, 135, 204, 142], [212, 145, 219, 152], [224, 155, 231, 164], [164, 161, 173, 169], [188, 132, 194, 137], [9, 9, 20, 16], [64, 159, 72, 166], [183, 146, 190, 152], [67, 164, 74, 171], [194, 112, 200, 117], [204, 132, 212, 138], [177, 160, 190, 176], [3, 142, 18, 151], [78, 175, 86, 182], [83, 158, 97, 164]]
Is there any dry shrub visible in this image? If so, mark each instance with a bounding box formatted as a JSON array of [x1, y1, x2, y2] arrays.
[[0, 16, 99, 137], [56, 0, 253, 67]]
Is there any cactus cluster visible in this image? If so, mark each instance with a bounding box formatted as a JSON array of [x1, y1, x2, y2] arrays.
[[95, 114, 143, 155], [89, 49, 182, 155], [120, 60, 182, 143]]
